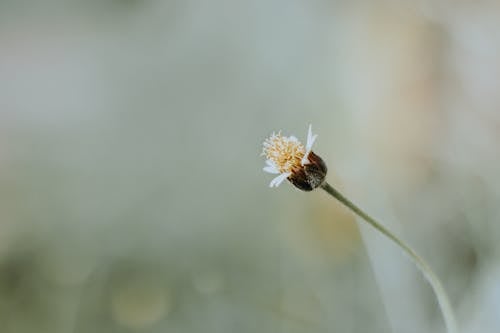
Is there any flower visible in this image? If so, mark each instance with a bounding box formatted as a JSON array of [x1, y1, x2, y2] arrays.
[[262, 124, 327, 191]]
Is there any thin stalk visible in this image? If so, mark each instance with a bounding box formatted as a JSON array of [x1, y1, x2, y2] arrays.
[[320, 182, 458, 333]]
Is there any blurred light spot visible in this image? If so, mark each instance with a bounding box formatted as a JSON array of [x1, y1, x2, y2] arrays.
[[192, 270, 224, 295], [275, 287, 321, 328], [111, 274, 171, 329]]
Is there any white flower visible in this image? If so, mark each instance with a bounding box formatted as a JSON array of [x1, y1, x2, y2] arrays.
[[261, 124, 318, 188]]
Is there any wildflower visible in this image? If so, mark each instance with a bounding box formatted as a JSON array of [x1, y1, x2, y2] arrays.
[[262, 125, 327, 191], [259, 124, 457, 333]]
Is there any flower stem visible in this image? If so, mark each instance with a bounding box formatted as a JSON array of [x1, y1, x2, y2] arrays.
[[320, 182, 458, 333]]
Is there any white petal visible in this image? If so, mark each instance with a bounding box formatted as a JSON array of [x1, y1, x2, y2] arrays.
[[306, 134, 317, 152], [289, 135, 299, 142], [305, 124, 317, 151], [269, 172, 291, 188], [302, 124, 318, 165], [264, 160, 280, 173], [263, 165, 280, 174]]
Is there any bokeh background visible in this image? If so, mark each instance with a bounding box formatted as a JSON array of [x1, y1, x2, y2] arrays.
[[0, 1, 499, 332]]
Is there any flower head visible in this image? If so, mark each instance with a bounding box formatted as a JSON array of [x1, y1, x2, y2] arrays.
[[262, 125, 327, 191]]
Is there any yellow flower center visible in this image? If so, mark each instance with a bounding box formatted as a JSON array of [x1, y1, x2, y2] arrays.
[[262, 133, 305, 173]]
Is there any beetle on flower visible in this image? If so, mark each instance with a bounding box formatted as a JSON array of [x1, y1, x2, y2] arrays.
[[261, 124, 327, 191]]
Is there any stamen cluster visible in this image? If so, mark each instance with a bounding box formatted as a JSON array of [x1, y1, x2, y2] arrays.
[[262, 133, 305, 174]]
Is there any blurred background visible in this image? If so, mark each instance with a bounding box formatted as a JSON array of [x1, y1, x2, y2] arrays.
[[0, 0, 499, 332]]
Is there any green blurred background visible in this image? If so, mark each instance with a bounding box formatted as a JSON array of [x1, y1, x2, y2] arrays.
[[0, 1, 497, 332]]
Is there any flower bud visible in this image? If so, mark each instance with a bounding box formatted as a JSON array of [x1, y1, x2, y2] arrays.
[[288, 152, 327, 191]]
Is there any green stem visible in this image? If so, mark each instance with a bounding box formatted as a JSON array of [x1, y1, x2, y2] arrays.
[[320, 182, 458, 333]]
